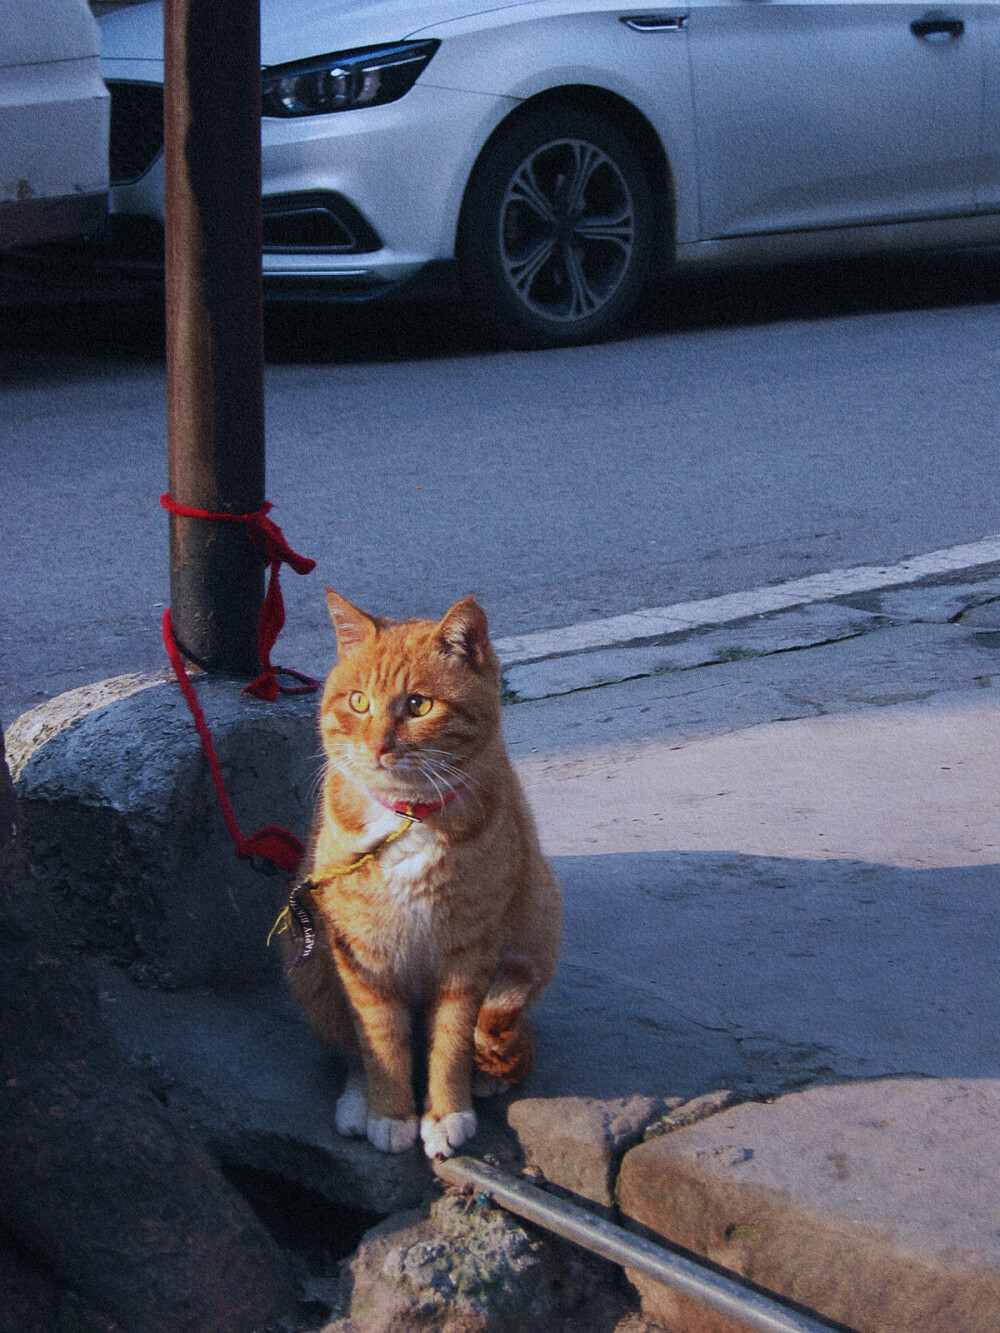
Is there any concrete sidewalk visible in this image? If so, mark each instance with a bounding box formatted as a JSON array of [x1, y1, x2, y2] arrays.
[[500, 585, 1000, 1331], [9, 569, 1000, 1331], [519, 688, 1000, 1098], [499, 581, 1000, 1103]]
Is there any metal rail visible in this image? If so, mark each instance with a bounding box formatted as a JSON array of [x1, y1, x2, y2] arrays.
[[433, 1157, 842, 1333]]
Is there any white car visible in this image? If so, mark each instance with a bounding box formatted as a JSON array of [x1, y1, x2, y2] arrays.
[[101, 0, 998, 345], [0, 0, 108, 249]]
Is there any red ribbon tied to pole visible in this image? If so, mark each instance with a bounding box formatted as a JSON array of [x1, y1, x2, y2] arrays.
[[159, 495, 320, 877], [160, 494, 318, 700]]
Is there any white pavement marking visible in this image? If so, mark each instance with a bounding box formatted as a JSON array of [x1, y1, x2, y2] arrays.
[[494, 535, 1000, 667]]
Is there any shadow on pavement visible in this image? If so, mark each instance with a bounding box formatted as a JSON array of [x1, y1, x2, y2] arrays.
[[2, 244, 1000, 371], [528, 849, 1000, 1101]]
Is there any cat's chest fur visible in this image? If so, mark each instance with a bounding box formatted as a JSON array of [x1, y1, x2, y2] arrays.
[[357, 807, 450, 997], [379, 817, 447, 892], [357, 805, 447, 886]]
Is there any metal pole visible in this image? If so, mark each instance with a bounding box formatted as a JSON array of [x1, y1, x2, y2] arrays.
[[163, 0, 264, 675], [434, 1158, 841, 1333]]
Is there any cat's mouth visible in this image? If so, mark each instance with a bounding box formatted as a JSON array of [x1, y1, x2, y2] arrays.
[[364, 753, 462, 808], [367, 774, 453, 800], [334, 745, 466, 808]]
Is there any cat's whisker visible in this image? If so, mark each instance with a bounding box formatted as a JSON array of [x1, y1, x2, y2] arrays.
[[416, 754, 455, 783], [426, 769, 469, 801], [416, 756, 458, 798], [425, 759, 481, 797], [419, 751, 481, 786], [420, 758, 486, 820], [307, 767, 327, 805], [422, 766, 449, 808], [419, 748, 474, 772]]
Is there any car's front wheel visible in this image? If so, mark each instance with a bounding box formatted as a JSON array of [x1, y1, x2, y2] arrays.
[[458, 108, 655, 348]]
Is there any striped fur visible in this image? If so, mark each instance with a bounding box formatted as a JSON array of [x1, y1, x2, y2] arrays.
[[286, 591, 561, 1159]]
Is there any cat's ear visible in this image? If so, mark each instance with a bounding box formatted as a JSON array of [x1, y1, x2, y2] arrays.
[[326, 588, 377, 653], [436, 597, 490, 670]]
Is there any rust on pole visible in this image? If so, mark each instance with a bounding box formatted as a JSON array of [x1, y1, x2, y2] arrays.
[[164, 0, 265, 675]]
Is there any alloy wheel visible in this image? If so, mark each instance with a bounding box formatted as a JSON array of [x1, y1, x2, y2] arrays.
[[498, 138, 636, 324]]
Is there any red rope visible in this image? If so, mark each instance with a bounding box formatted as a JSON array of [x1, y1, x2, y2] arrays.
[[161, 609, 306, 875], [159, 496, 321, 878], [160, 494, 319, 700]]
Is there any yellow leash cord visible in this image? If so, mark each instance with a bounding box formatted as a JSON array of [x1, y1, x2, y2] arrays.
[[267, 812, 417, 948]]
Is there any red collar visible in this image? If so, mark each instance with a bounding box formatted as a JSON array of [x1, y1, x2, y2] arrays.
[[369, 790, 457, 821]]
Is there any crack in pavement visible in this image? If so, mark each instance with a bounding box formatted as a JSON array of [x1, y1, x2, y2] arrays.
[[500, 560, 1000, 704]]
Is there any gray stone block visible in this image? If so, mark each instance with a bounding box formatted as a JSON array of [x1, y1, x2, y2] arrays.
[[96, 964, 433, 1215], [619, 1077, 1000, 1333], [507, 1095, 671, 1209], [8, 674, 322, 987]]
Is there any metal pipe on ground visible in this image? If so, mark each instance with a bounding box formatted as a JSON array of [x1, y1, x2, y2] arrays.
[[433, 1157, 845, 1333], [163, 0, 265, 675]]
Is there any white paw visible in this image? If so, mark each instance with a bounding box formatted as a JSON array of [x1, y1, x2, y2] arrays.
[[367, 1115, 420, 1153], [334, 1075, 368, 1137], [420, 1109, 477, 1160]]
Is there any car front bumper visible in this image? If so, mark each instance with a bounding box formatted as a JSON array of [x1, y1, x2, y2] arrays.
[[102, 62, 516, 296]]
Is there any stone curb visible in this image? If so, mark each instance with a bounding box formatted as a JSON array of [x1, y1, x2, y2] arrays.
[[500, 561, 1000, 702], [506, 1096, 678, 1214], [617, 1078, 1000, 1333], [494, 538, 1000, 665], [9, 673, 321, 987], [504, 1092, 736, 1215]]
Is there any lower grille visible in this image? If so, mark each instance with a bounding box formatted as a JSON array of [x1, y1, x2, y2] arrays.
[[262, 192, 382, 254], [107, 80, 164, 186]]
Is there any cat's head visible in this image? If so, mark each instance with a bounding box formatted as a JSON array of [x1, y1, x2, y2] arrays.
[[319, 589, 502, 803]]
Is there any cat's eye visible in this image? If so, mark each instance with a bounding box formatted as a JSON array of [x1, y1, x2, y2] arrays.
[[406, 694, 432, 717], [348, 691, 371, 713]]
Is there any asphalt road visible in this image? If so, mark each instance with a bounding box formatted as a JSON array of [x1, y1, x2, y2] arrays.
[[4, 248, 1000, 724]]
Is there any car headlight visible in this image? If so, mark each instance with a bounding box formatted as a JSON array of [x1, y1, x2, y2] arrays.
[[261, 41, 440, 118]]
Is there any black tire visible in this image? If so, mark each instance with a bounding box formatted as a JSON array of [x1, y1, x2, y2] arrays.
[[457, 107, 655, 348]]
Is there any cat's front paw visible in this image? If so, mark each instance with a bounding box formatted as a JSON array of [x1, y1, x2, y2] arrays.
[[367, 1116, 420, 1153], [334, 1074, 368, 1138], [420, 1109, 477, 1160]]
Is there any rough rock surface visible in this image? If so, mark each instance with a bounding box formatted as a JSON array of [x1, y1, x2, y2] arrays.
[[643, 1090, 737, 1140], [320, 1193, 653, 1333], [507, 1096, 673, 1209], [4, 673, 169, 781], [0, 939, 298, 1333], [0, 721, 297, 1333], [9, 675, 321, 986], [618, 1077, 1000, 1333], [96, 963, 435, 1215], [336, 1196, 550, 1332]]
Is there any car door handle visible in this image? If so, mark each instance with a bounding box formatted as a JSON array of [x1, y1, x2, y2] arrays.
[[621, 14, 688, 31], [910, 16, 963, 41]]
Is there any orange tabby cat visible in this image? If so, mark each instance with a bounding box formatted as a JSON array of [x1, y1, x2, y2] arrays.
[[286, 589, 561, 1159]]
